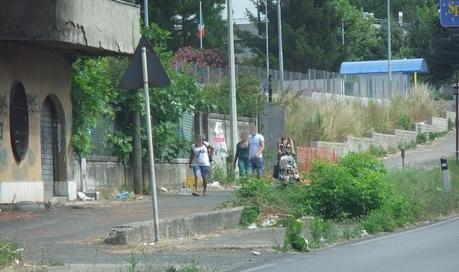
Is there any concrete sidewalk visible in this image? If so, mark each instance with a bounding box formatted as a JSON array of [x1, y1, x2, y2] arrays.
[[0, 192, 230, 259], [0, 190, 291, 271]]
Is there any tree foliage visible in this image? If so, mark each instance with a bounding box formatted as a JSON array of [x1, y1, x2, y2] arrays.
[[239, 0, 379, 71], [71, 58, 120, 155], [139, 0, 227, 51], [72, 24, 208, 162], [201, 73, 266, 118]]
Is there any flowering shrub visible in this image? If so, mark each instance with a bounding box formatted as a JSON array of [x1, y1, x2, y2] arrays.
[[172, 46, 227, 68]]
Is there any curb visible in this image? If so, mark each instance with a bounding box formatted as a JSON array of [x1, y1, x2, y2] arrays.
[[105, 207, 244, 245]]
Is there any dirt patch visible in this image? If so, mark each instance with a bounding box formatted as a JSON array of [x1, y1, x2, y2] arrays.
[[0, 211, 37, 222]]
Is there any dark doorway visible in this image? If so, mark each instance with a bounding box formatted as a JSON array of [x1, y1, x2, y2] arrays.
[[41, 98, 58, 198]]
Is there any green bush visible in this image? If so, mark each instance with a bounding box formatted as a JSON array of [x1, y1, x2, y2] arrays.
[[308, 162, 352, 219], [340, 153, 386, 176], [308, 153, 388, 219], [368, 145, 389, 157], [240, 206, 260, 227], [416, 133, 428, 144], [362, 195, 415, 234], [394, 114, 413, 130], [284, 219, 307, 252], [235, 178, 271, 199], [361, 207, 396, 233], [428, 131, 447, 141], [310, 217, 334, 246], [0, 241, 21, 268]]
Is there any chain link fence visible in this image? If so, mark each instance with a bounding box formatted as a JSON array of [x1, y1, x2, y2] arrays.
[[176, 63, 411, 99]]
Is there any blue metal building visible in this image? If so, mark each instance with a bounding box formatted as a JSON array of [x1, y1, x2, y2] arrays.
[[339, 58, 429, 98]]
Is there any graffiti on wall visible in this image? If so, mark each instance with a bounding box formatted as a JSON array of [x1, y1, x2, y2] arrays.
[[212, 121, 228, 157]]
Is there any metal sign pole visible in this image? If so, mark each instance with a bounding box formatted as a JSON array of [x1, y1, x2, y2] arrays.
[[141, 46, 160, 242], [455, 83, 459, 162]]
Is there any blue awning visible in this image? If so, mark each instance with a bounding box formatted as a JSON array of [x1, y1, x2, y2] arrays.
[[340, 58, 429, 75]]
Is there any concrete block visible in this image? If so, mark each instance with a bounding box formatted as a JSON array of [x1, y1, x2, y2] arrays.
[[446, 111, 456, 122], [105, 207, 244, 245], [394, 129, 417, 145], [428, 117, 448, 131], [312, 141, 348, 157], [371, 132, 398, 150], [416, 123, 443, 134], [347, 136, 374, 153]]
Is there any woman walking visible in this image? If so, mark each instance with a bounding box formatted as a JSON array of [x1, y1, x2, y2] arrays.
[[189, 135, 214, 196], [233, 131, 249, 176]]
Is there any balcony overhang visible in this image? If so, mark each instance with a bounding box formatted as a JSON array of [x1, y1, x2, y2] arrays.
[[0, 0, 141, 55]]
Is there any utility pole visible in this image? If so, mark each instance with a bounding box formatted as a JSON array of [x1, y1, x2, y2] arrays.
[[387, 0, 392, 97], [142, 0, 160, 242], [228, 0, 238, 156], [277, 0, 284, 92], [341, 18, 345, 45], [265, 0, 269, 80]]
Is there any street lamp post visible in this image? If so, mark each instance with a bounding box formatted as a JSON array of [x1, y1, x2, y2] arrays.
[[228, 0, 238, 157], [277, 0, 284, 92], [387, 0, 392, 97], [264, 0, 269, 80]]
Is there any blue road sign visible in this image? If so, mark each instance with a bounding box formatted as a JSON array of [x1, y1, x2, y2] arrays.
[[441, 0, 459, 27]]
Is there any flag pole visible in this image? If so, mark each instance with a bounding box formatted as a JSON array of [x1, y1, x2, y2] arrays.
[[199, 1, 203, 49]]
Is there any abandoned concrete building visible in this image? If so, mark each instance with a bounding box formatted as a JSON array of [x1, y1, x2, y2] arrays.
[[0, 0, 140, 203]]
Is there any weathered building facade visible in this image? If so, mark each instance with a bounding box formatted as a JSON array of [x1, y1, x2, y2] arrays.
[[0, 0, 140, 203]]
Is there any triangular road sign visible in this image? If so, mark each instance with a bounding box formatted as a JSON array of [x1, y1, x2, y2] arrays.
[[120, 37, 171, 90]]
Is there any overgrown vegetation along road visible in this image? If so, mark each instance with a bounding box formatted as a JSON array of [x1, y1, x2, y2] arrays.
[[0, 241, 21, 269], [232, 153, 459, 251]]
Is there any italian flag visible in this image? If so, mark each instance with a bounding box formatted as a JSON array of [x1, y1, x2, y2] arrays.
[[197, 1, 205, 38]]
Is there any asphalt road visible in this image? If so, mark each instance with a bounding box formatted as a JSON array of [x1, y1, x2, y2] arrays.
[[239, 216, 459, 272], [383, 133, 455, 169]]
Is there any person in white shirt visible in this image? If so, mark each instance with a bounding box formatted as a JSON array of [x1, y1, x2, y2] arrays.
[[189, 135, 213, 196], [248, 125, 265, 177]]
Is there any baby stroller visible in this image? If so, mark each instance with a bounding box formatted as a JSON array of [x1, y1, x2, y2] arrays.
[[277, 148, 300, 184]]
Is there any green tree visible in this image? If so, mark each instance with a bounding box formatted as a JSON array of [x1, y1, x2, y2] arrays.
[[405, 2, 459, 82], [72, 24, 209, 162], [139, 0, 226, 51], [337, 0, 379, 61], [349, 0, 423, 23], [239, 0, 379, 71]]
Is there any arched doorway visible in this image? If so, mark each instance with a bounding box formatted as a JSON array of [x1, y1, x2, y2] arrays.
[[41, 97, 58, 198]]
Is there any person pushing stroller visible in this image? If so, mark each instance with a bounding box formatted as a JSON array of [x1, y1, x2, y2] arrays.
[[276, 135, 300, 183]]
